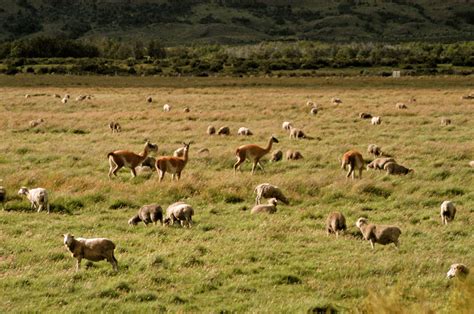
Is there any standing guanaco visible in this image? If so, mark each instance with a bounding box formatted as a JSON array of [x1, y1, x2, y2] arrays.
[[107, 140, 158, 178], [155, 142, 191, 182], [234, 136, 279, 174], [341, 150, 364, 179]]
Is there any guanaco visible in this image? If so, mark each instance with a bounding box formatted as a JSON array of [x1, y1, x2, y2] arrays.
[[107, 140, 158, 178], [234, 136, 279, 174], [155, 142, 191, 182], [341, 150, 364, 179]]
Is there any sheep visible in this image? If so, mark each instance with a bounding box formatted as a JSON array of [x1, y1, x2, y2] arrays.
[[355, 217, 401, 249], [331, 97, 342, 105], [367, 157, 396, 171], [25, 94, 31, 99], [237, 127, 253, 136], [0, 186, 5, 210], [141, 156, 156, 169], [396, 103, 408, 109], [286, 149, 303, 160], [310, 107, 318, 115], [128, 204, 163, 226], [63, 234, 118, 271], [326, 212, 347, 237], [109, 121, 121, 133], [367, 144, 382, 157], [207, 125, 216, 135], [306, 100, 315, 107], [217, 126, 230, 135], [135, 166, 154, 176], [384, 162, 413, 175], [371, 116, 381, 125], [18, 187, 50, 213], [282, 121, 292, 131], [289, 126, 306, 139], [64, 94, 70, 99], [254, 183, 289, 205], [183, 107, 190, 113], [163, 104, 171, 112], [164, 202, 194, 228], [85, 95, 92, 100], [359, 112, 372, 119], [447, 263, 469, 279], [460, 94, 474, 100], [251, 198, 278, 214], [61, 97, 68, 104], [146, 96, 153, 103], [75, 95, 86, 101], [173, 147, 185, 157], [440, 201, 456, 225], [469, 161, 474, 168], [441, 117, 451, 126], [53, 94, 61, 98], [29, 118, 45, 128], [270, 150, 283, 162]]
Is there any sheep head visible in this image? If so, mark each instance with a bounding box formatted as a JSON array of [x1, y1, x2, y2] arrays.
[[63, 234, 75, 246], [17, 187, 29, 196], [356, 218, 369, 228]]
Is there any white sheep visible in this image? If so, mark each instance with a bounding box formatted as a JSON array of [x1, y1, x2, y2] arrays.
[[310, 107, 318, 115], [76, 95, 86, 101], [64, 94, 70, 99], [286, 149, 303, 160], [331, 97, 342, 105], [237, 127, 253, 136], [282, 121, 292, 131], [183, 107, 190, 113], [254, 183, 289, 205], [25, 94, 31, 99], [440, 201, 456, 225], [109, 121, 121, 133], [128, 204, 163, 226], [469, 161, 474, 168], [63, 234, 118, 271], [384, 162, 413, 175], [367, 157, 396, 171], [29, 118, 45, 128], [441, 117, 451, 126], [207, 125, 216, 135], [306, 100, 315, 107], [270, 150, 283, 162], [251, 198, 278, 214], [371, 116, 381, 125], [447, 263, 469, 279], [396, 103, 408, 109], [53, 94, 61, 98], [355, 217, 401, 249], [61, 97, 68, 104], [217, 126, 230, 135], [0, 186, 5, 210], [163, 104, 171, 112], [289, 126, 306, 139], [326, 212, 347, 237], [367, 144, 382, 157], [18, 187, 50, 213], [164, 202, 194, 228]]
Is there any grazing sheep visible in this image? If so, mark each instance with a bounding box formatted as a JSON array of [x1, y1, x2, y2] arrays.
[[85, 95, 92, 100], [53, 94, 61, 98], [341, 150, 364, 179], [164, 202, 194, 228], [61, 97, 68, 104], [146, 96, 153, 103], [75, 95, 86, 101], [18, 187, 50, 213], [396, 103, 408, 109], [173, 147, 185, 157], [29, 118, 45, 128], [163, 104, 171, 112], [25, 94, 31, 99], [331, 97, 342, 105], [183, 107, 190, 113], [217, 126, 230, 135], [355, 217, 401, 249], [384, 162, 413, 175], [367, 144, 382, 157], [0, 186, 5, 210], [109, 121, 121, 133], [367, 157, 396, 171], [251, 198, 278, 214], [237, 127, 253, 136], [141, 156, 156, 169], [460, 94, 474, 100], [440, 201, 456, 225], [326, 212, 347, 237], [469, 161, 474, 168], [63, 234, 118, 271], [254, 183, 289, 205], [282, 121, 292, 131], [128, 204, 163, 226], [135, 165, 154, 176], [441, 117, 451, 126], [371, 116, 381, 125], [207, 125, 216, 135], [289, 126, 306, 139], [359, 112, 372, 119], [64, 94, 70, 99], [447, 263, 469, 279], [286, 149, 303, 160], [306, 100, 315, 107], [310, 107, 318, 115], [270, 150, 283, 162]]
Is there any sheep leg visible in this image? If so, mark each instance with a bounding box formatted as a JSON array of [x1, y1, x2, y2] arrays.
[[369, 240, 375, 249], [358, 167, 362, 179], [394, 240, 400, 249], [47, 203, 50, 214], [76, 257, 82, 271], [187, 218, 193, 228], [336, 231, 339, 238], [255, 195, 261, 205], [109, 255, 118, 271], [180, 220, 185, 227], [130, 167, 137, 178]]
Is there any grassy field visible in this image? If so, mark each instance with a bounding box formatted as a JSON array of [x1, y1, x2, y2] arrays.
[[0, 75, 473, 313]]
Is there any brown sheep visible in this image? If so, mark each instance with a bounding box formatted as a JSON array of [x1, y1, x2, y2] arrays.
[[326, 212, 347, 237]]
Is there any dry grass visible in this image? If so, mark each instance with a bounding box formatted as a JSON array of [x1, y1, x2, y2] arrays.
[[0, 75, 473, 312]]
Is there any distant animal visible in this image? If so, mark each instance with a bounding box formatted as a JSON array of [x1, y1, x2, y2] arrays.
[[251, 198, 278, 214], [310, 107, 318, 115], [183, 107, 190, 113], [155, 142, 191, 181], [383, 162, 413, 175], [128, 204, 163, 226], [440, 201, 456, 225], [163, 104, 171, 112], [359, 112, 372, 119], [286, 149, 303, 160], [331, 97, 342, 105], [234, 136, 279, 174], [25, 94, 31, 99], [396, 103, 407, 109], [0, 186, 6, 210], [367, 157, 396, 171], [29, 118, 45, 128], [63, 234, 118, 271], [237, 127, 253, 136], [306, 100, 315, 107], [146, 96, 153, 103], [341, 150, 364, 179], [64, 94, 70, 99], [371, 116, 381, 125], [367, 144, 382, 157], [108, 140, 158, 178], [207, 125, 216, 135], [76, 95, 86, 101], [282, 121, 292, 131], [254, 183, 289, 205], [469, 161, 474, 168], [164, 202, 194, 227], [198, 148, 209, 154], [109, 121, 121, 133], [53, 94, 61, 98], [217, 126, 230, 135], [141, 156, 156, 169], [61, 97, 68, 104], [326, 212, 347, 237], [18, 187, 50, 213], [447, 263, 469, 279], [289, 126, 307, 139], [355, 217, 401, 249], [270, 150, 283, 162], [441, 117, 451, 126]]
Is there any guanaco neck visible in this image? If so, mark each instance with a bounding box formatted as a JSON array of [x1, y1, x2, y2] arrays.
[[263, 137, 274, 153], [181, 147, 189, 163], [138, 145, 150, 159]]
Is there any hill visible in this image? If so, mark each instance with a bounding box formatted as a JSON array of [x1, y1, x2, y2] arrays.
[[0, 0, 473, 45]]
